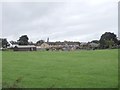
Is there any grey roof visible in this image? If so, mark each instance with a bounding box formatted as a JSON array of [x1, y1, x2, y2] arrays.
[[46, 42, 80, 45], [14, 45, 36, 48], [80, 42, 88, 45], [89, 43, 99, 47]]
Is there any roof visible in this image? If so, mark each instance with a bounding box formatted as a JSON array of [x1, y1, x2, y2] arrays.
[[80, 42, 88, 45], [46, 42, 80, 45], [14, 45, 36, 48], [89, 42, 99, 47]]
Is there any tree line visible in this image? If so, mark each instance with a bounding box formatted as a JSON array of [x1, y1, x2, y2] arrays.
[[1, 32, 120, 49]]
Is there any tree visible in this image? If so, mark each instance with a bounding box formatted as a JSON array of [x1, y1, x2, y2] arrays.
[[105, 39, 115, 49], [36, 40, 45, 45], [118, 40, 120, 45], [99, 32, 118, 49], [10, 41, 18, 45], [18, 35, 29, 45], [0, 38, 9, 48], [28, 41, 34, 45]]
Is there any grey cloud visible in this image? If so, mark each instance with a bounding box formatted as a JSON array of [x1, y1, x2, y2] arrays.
[[2, 1, 118, 42]]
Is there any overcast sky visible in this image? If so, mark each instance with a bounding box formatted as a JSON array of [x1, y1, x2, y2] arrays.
[[1, 0, 118, 42]]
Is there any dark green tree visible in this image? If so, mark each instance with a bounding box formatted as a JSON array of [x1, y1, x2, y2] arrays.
[[36, 40, 45, 45], [18, 35, 29, 45], [118, 40, 120, 45], [99, 32, 118, 48], [0, 38, 9, 48]]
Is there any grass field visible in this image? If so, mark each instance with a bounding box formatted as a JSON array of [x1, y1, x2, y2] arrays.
[[2, 49, 118, 88]]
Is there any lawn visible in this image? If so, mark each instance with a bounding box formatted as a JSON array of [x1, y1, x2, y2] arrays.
[[2, 49, 118, 88]]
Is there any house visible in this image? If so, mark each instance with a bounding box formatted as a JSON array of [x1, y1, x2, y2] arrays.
[[80, 42, 88, 49], [36, 43, 50, 51], [40, 43, 50, 48], [36, 41, 80, 51], [13, 45, 36, 51], [88, 42, 100, 50]]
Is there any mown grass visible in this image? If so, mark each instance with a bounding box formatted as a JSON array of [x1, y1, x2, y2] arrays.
[[2, 49, 118, 88]]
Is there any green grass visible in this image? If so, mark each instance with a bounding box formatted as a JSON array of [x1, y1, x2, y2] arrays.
[[2, 49, 118, 88]]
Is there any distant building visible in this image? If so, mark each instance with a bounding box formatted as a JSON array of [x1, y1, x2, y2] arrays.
[[47, 37, 49, 43], [79, 42, 88, 49], [40, 42, 50, 49], [13, 45, 36, 51], [88, 42, 100, 49], [36, 41, 80, 51]]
